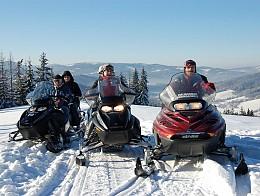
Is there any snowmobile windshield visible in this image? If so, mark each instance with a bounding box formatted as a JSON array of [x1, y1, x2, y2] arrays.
[[159, 73, 216, 110], [98, 76, 121, 98], [85, 76, 136, 105], [98, 76, 136, 104], [26, 81, 55, 106]]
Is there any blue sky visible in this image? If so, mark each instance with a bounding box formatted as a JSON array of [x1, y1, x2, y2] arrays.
[[1, 0, 260, 68]]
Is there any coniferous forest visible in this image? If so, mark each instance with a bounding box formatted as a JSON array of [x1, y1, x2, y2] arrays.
[[0, 52, 150, 109]]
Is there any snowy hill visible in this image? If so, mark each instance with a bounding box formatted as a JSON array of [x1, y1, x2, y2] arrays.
[[215, 89, 260, 116], [0, 103, 260, 195]]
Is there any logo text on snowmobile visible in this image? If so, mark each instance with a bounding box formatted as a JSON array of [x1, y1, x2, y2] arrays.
[[181, 134, 200, 139], [177, 93, 198, 99]]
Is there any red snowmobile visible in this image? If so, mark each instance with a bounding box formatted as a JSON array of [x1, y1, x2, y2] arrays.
[[135, 73, 248, 177]]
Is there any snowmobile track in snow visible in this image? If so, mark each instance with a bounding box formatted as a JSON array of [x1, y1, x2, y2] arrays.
[[68, 145, 144, 195], [108, 157, 206, 196]]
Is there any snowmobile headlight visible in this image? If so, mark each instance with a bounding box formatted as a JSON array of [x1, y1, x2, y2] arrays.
[[37, 107, 47, 112], [189, 102, 203, 110], [101, 106, 113, 112], [114, 105, 124, 112], [174, 103, 188, 110], [174, 102, 202, 110], [29, 107, 37, 112]]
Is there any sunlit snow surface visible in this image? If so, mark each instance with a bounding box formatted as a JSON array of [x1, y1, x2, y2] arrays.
[[0, 102, 259, 196]]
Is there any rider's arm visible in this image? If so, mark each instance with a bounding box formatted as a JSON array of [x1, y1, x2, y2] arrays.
[[91, 79, 99, 89], [200, 74, 208, 83], [73, 82, 82, 97]]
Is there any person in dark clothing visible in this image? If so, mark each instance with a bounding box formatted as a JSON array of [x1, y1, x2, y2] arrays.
[[52, 74, 73, 146], [62, 71, 82, 106], [52, 74, 73, 123], [62, 71, 82, 127]]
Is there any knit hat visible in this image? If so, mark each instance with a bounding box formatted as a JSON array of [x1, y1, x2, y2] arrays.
[[185, 60, 196, 66], [53, 74, 62, 80]]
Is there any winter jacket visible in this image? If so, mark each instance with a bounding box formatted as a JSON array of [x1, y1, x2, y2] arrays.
[[54, 84, 73, 107], [64, 82, 82, 97], [62, 71, 82, 104]]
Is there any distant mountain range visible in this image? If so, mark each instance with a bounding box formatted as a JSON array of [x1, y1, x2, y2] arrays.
[[217, 72, 260, 99], [50, 62, 260, 101], [50, 62, 260, 85]]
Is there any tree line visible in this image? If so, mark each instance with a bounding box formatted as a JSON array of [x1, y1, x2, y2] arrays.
[[223, 107, 255, 116], [0, 52, 52, 108], [120, 67, 149, 106], [0, 52, 149, 109]]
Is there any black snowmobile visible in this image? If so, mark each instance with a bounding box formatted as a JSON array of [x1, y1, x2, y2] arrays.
[[76, 76, 148, 166], [134, 73, 248, 177], [9, 81, 85, 153]]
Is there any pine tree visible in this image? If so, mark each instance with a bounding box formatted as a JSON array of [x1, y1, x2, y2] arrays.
[[231, 107, 235, 115], [0, 54, 12, 108], [250, 110, 254, 116], [120, 72, 128, 87], [35, 52, 52, 82], [13, 59, 28, 105], [0, 55, 7, 107], [129, 68, 140, 104], [8, 54, 14, 105], [246, 108, 255, 116], [246, 108, 250, 116], [24, 60, 35, 93], [138, 67, 149, 105], [239, 106, 246, 116], [223, 108, 230, 114]]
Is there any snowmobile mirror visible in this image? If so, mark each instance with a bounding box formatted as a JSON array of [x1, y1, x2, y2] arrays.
[[124, 93, 135, 105], [85, 89, 99, 101]]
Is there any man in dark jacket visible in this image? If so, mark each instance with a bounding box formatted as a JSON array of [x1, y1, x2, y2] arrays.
[[62, 71, 82, 127], [53, 74, 73, 124], [52, 74, 73, 146]]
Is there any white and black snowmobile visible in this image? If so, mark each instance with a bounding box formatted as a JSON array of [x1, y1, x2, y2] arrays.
[[9, 81, 85, 153], [76, 76, 149, 166]]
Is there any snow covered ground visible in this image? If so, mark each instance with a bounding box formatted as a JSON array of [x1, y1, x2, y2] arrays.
[[0, 103, 260, 196], [215, 90, 260, 116]]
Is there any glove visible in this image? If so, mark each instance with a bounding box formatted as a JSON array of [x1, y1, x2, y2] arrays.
[[202, 82, 216, 94], [55, 98, 64, 108]]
